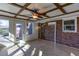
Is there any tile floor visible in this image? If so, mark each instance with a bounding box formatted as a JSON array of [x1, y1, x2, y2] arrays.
[[0, 39, 79, 56]]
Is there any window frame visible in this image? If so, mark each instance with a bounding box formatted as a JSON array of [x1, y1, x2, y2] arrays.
[[62, 17, 77, 33]]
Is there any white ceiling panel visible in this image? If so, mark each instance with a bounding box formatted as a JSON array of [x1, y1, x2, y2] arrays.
[[47, 9, 63, 17], [0, 3, 21, 13], [17, 16, 28, 19], [59, 3, 66, 6], [20, 10, 32, 16], [27, 3, 56, 13], [16, 3, 25, 6], [39, 4, 57, 13], [64, 3, 79, 13], [0, 3, 79, 21], [0, 11, 14, 16]]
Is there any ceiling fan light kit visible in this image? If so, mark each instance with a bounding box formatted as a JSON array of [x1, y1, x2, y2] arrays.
[[32, 13, 39, 19]]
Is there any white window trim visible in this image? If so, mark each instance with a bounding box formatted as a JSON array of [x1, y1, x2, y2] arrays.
[[62, 17, 77, 33]]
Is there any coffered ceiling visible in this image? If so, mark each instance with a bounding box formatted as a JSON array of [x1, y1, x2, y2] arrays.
[[0, 3, 79, 21]]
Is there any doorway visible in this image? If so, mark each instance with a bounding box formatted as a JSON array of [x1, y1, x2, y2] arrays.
[[44, 22, 56, 44], [15, 21, 25, 42]]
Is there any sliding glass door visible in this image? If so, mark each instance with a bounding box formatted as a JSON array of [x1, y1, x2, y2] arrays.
[[16, 23, 22, 41], [0, 19, 26, 47], [15, 20, 25, 42]]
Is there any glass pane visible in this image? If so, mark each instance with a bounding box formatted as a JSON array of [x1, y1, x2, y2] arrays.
[[16, 23, 22, 41], [64, 26, 75, 31], [64, 20, 75, 25], [0, 20, 9, 42]]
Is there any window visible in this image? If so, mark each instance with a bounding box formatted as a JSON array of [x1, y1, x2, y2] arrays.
[[62, 17, 77, 32], [0, 19, 9, 42]]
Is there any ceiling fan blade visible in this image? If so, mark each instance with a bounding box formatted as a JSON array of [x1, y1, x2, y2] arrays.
[[38, 15, 43, 18]]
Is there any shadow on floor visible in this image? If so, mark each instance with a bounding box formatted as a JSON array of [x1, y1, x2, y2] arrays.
[[23, 40, 79, 56], [0, 44, 8, 56], [0, 40, 79, 56], [8, 45, 25, 56], [23, 40, 55, 56]]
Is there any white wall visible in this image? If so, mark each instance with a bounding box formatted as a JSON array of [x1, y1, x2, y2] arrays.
[[25, 22, 38, 41]]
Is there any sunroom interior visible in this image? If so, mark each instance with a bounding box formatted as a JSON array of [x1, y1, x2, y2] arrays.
[[0, 3, 79, 56]]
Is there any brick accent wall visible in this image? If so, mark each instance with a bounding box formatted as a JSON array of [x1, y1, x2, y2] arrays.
[[56, 17, 79, 48]]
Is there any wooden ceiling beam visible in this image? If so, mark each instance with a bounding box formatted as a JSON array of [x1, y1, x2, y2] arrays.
[[54, 3, 66, 14], [62, 3, 73, 7], [0, 14, 36, 21], [42, 3, 73, 14], [0, 10, 16, 15], [9, 3, 50, 18], [0, 9, 33, 18], [14, 3, 31, 18], [0, 14, 29, 20], [43, 10, 79, 20], [43, 8, 57, 14]]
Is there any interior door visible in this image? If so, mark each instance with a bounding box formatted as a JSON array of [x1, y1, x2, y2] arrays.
[[44, 22, 56, 42]]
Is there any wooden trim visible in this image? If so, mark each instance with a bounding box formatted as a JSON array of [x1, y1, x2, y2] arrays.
[[0, 10, 16, 15], [42, 3, 73, 14], [0, 9, 33, 19], [43, 8, 58, 14], [0, 3, 74, 21], [0, 15, 36, 21], [14, 3, 31, 18], [9, 3, 50, 18], [0, 15, 28, 20], [0, 9, 41, 21], [43, 10, 79, 20], [62, 3, 73, 7], [54, 3, 66, 14]]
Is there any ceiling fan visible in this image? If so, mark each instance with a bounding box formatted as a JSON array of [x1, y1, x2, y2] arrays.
[[27, 3, 51, 20], [30, 8, 44, 20]]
